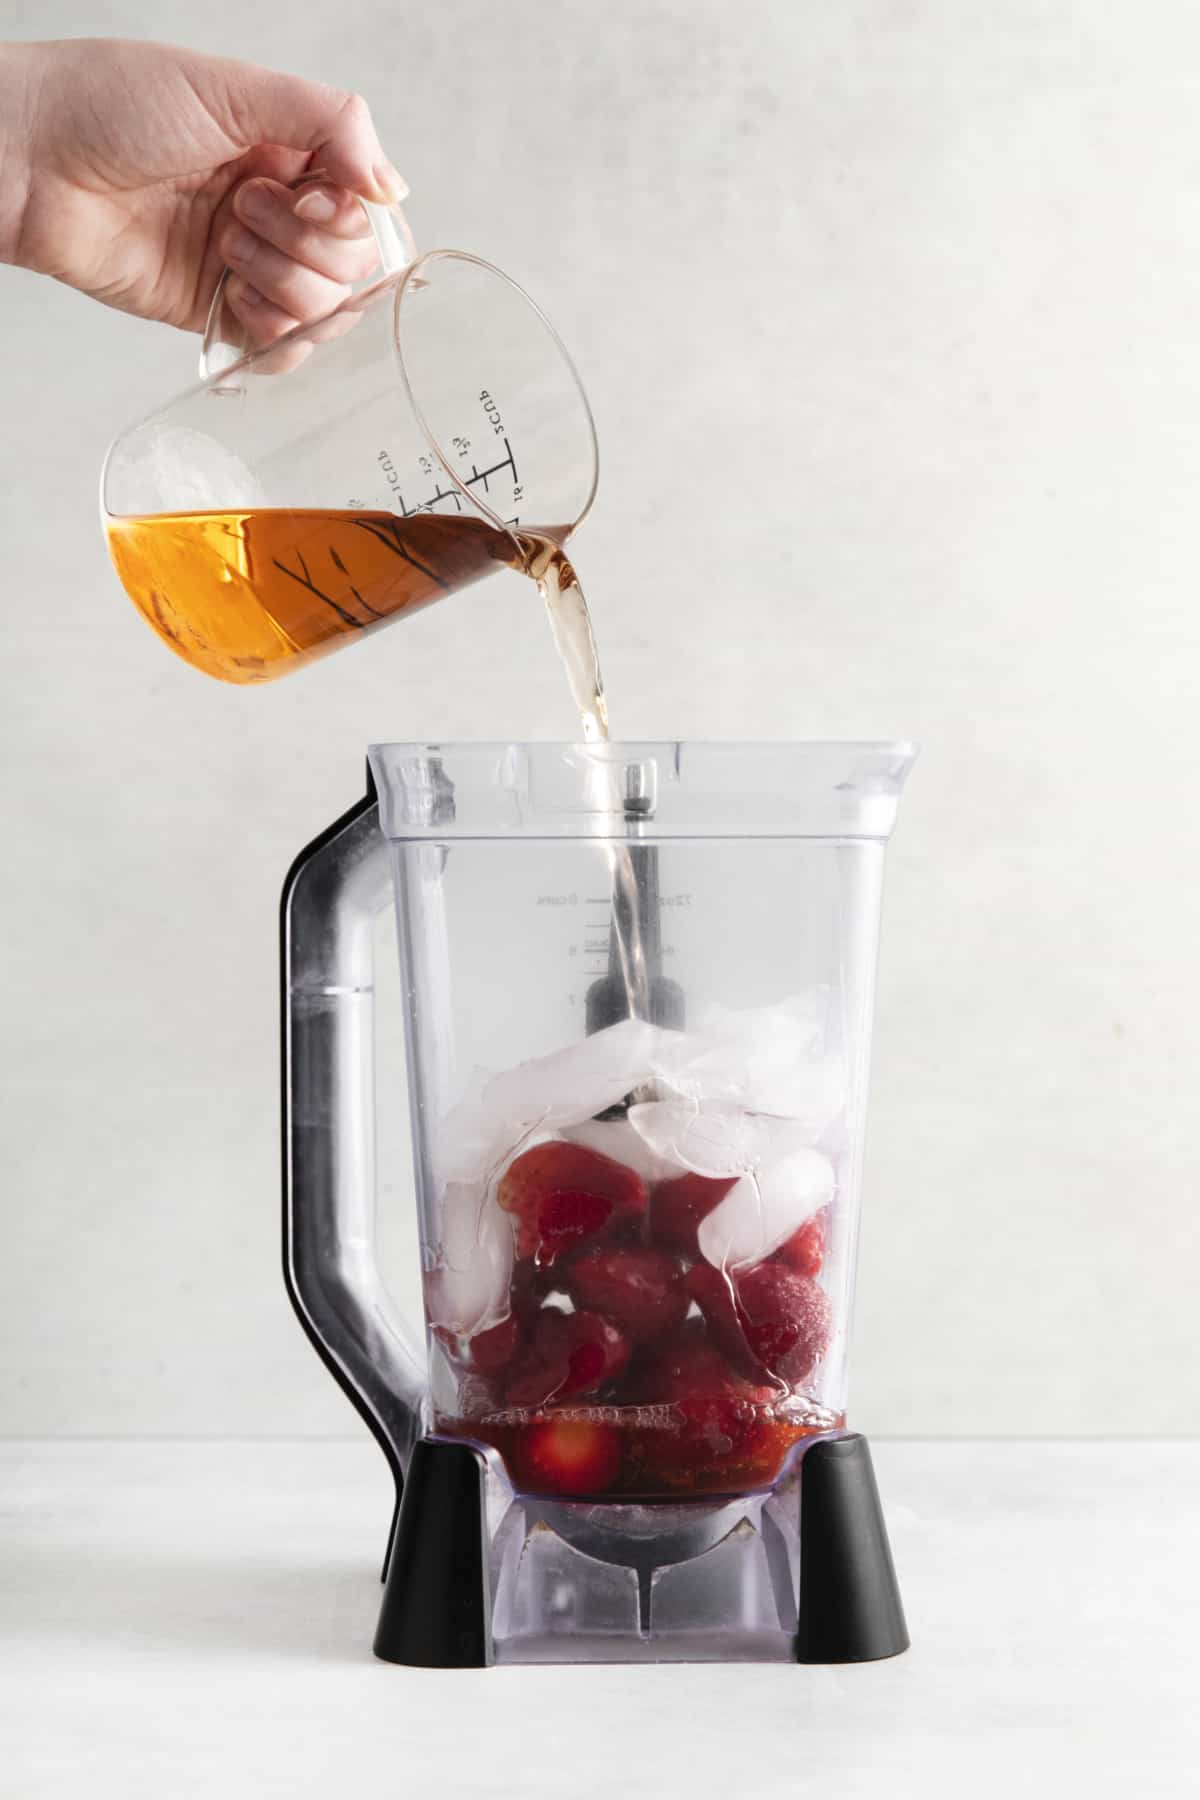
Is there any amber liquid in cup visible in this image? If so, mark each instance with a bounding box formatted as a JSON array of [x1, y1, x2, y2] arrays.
[[104, 508, 578, 685]]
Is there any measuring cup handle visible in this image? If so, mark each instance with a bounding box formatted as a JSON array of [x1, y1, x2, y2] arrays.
[[199, 183, 417, 382]]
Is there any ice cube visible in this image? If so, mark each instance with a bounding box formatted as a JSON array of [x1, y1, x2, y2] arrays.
[[653, 992, 846, 1132], [697, 1147, 835, 1272], [482, 1016, 671, 1128], [626, 1099, 817, 1178], [424, 1179, 515, 1337], [562, 1115, 689, 1183], [439, 1017, 676, 1189]]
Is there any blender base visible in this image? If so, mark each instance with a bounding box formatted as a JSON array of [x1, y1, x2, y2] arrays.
[[373, 1432, 908, 1668]]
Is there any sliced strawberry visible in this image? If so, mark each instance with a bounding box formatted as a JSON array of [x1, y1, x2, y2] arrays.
[[774, 1206, 829, 1278], [734, 1263, 832, 1385], [650, 1172, 737, 1255], [497, 1141, 647, 1267], [505, 1307, 631, 1406], [509, 1417, 622, 1496], [566, 1246, 688, 1344]]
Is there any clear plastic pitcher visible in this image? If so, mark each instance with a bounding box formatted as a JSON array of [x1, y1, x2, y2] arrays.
[[284, 742, 915, 1520]]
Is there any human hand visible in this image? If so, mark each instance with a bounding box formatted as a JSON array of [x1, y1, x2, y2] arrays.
[[0, 37, 407, 341]]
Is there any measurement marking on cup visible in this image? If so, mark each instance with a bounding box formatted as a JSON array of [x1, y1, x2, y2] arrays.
[[379, 439, 520, 520], [464, 439, 518, 495]]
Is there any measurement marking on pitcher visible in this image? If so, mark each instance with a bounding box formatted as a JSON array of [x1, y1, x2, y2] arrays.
[[386, 439, 520, 519]]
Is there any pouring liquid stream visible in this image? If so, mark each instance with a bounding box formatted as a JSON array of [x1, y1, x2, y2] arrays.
[[522, 532, 652, 1033]]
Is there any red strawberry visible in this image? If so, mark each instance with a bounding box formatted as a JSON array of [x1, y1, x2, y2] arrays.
[[468, 1311, 524, 1374], [774, 1207, 829, 1278], [634, 1331, 777, 1481], [566, 1246, 689, 1344], [687, 1259, 832, 1386], [684, 1259, 738, 1330], [509, 1418, 622, 1496], [650, 1172, 737, 1255], [497, 1142, 647, 1267], [505, 1308, 630, 1407], [734, 1264, 832, 1385], [683, 1261, 761, 1376], [650, 1334, 776, 1408]]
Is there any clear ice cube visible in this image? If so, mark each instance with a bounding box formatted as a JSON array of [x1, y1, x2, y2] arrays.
[[696, 1147, 835, 1271], [562, 1115, 689, 1183], [655, 992, 845, 1131], [626, 1099, 818, 1178], [424, 1178, 515, 1337]]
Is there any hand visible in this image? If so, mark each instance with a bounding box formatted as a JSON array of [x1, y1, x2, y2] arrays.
[[0, 38, 408, 340]]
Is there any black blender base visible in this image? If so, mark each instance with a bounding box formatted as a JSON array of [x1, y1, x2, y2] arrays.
[[794, 1433, 909, 1663], [374, 1432, 908, 1668], [374, 1437, 490, 1668]]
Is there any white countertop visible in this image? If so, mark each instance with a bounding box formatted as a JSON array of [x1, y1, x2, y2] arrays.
[[2, 1438, 1196, 1798]]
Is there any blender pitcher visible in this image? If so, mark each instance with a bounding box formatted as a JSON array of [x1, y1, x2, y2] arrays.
[[283, 741, 915, 1666], [101, 217, 598, 684]]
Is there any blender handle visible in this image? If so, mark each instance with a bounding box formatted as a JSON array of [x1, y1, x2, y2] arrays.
[[199, 185, 417, 383], [281, 789, 427, 1497]]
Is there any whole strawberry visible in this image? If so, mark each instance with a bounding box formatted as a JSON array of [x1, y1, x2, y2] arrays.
[[566, 1245, 689, 1344], [734, 1263, 832, 1385], [497, 1141, 647, 1267]]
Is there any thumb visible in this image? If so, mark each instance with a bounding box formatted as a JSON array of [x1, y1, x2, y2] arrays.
[[153, 44, 407, 203]]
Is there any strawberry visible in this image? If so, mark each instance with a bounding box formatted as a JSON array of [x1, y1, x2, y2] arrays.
[[509, 1417, 622, 1497], [733, 1263, 832, 1385], [683, 1261, 760, 1375], [649, 1172, 737, 1255], [774, 1207, 829, 1278], [687, 1259, 832, 1386], [468, 1311, 524, 1374], [566, 1246, 688, 1344], [633, 1330, 777, 1482], [497, 1141, 647, 1267], [505, 1308, 630, 1407], [648, 1332, 775, 1408]]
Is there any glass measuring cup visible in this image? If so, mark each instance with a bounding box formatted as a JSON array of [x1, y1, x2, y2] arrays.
[[101, 208, 598, 683]]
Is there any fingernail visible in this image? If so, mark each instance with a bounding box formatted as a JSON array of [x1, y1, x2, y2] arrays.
[[234, 282, 266, 309], [294, 188, 338, 223], [373, 160, 410, 203], [235, 182, 271, 227], [226, 227, 258, 267]]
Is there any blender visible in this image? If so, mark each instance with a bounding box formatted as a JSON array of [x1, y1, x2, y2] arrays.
[[283, 740, 914, 1665]]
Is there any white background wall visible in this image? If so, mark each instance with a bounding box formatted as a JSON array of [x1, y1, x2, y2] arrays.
[[2, 0, 1198, 1440]]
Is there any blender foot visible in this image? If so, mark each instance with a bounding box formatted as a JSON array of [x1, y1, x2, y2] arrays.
[[374, 1437, 490, 1668], [795, 1433, 909, 1663]]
